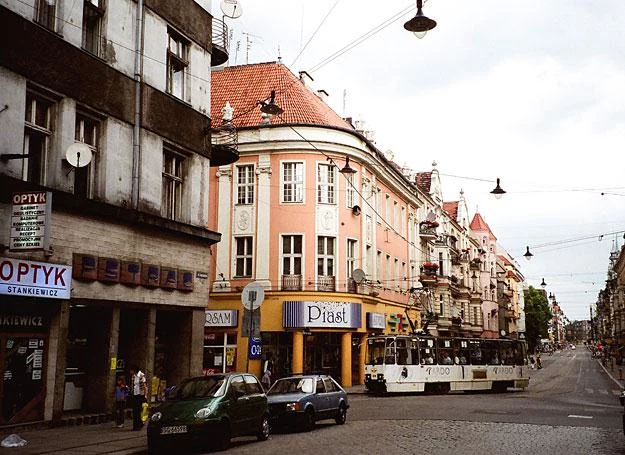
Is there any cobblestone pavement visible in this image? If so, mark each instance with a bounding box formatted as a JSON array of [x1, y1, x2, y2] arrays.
[[223, 419, 625, 455]]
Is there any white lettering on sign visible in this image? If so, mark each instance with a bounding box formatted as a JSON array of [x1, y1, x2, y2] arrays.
[[204, 310, 237, 327], [303, 301, 352, 328], [10, 192, 51, 251], [0, 258, 71, 300]]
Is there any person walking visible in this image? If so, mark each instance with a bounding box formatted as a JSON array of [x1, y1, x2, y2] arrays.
[[113, 376, 128, 428], [536, 354, 542, 369], [129, 365, 147, 431]]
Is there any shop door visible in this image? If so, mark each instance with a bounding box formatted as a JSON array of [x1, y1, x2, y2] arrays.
[[1, 335, 46, 425]]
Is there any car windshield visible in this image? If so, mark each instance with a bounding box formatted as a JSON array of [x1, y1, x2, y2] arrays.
[[267, 377, 314, 395], [174, 376, 226, 400]]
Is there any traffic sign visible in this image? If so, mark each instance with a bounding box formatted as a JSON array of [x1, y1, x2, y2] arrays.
[[241, 282, 265, 310]]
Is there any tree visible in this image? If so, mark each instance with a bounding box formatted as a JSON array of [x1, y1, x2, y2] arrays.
[[524, 286, 553, 353]]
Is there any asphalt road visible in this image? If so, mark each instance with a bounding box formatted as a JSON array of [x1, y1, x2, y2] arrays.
[[218, 347, 625, 455]]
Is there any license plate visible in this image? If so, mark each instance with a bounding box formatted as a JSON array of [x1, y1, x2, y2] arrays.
[[160, 425, 187, 435]]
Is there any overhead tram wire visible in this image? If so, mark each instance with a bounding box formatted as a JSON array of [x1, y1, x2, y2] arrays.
[[308, 4, 417, 73], [290, 0, 342, 67], [275, 112, 431, 259]]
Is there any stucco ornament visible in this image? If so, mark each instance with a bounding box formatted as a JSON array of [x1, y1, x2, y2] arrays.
[[237, 210, 250, 231]]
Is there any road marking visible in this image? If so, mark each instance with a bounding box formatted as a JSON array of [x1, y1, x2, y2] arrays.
[[568, 415, 593, 419], [598, 389, 609, 395], [585, 388, 593, 394]]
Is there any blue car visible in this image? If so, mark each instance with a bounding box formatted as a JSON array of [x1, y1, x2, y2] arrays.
[[266, 374, 349, 431]]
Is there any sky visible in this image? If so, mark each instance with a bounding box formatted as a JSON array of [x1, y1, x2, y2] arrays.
[[210, 0, 625, 321]]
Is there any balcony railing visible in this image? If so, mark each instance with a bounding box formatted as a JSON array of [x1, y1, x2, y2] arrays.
[[317, 275, 336, 292], [211, 18, 229, 66], [347, 278, 358, 293], [281, 274, 302, 291]]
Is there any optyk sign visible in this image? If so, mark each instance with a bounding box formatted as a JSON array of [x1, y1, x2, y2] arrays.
[[0, 258, 72, 299]]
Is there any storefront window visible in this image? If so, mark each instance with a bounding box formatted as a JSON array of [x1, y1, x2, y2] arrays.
[[203, 332, 237, 374]]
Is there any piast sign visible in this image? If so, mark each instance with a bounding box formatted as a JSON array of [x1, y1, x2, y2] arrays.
[[283, 301, 362, 329]]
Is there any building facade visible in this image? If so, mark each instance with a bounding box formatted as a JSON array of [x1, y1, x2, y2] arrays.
[[0, 0, 231, 425]]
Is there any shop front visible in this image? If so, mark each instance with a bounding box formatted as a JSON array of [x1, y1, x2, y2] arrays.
[[0, 257, 71, 425], [203, 309, 239, 375]]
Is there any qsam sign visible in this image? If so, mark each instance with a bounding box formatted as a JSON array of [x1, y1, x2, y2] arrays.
[[10, 192, 52, 251], [0, 258, 71, 299]]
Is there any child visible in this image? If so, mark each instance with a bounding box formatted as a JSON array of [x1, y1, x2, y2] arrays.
[[114, 376, 128, 428]]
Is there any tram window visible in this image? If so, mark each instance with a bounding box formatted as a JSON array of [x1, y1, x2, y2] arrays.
[[396, 339, 408, 365], [456, 340, 470, 365], [367, 338, 386, 365], [385, 339, 396, 364], [481, 340, 500, 365], [419, 339, 436, 364], [469, 340, 485, 365], [500, 342, 514, 365], [511, 341, 526, 365]]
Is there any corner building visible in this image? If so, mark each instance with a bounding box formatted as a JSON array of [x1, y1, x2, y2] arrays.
[[207, 63, 487, 387], [0, 0, 232, 425]]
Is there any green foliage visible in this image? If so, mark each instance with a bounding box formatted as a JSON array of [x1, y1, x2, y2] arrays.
[[524, 286, 553, 352]]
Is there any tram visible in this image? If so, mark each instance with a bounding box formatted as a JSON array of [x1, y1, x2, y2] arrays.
[[364, 334, 530, 394]]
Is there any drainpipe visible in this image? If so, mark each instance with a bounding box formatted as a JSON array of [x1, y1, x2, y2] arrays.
[[131, 0, 144, 210]]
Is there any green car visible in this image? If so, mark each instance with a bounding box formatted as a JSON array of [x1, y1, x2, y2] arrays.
[[147, 373, 270, 453]]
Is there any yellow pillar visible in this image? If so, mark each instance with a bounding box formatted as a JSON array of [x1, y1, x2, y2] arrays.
[[341, 332, 352, 388], [358, 334, 367, 385], [292, 331, 304, 375]]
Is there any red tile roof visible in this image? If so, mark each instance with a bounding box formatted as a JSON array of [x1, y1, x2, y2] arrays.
[[498, 255, 512, 266], [443, 201, 459, 220], [470, 213, 497, 240], [415, 172, 432, 193], [211, 62, 352, 130]]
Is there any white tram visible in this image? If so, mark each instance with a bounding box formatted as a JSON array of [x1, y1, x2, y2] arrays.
[[364, 335, 530, 394]]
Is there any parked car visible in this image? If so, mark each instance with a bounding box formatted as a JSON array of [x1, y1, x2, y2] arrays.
[[266, 374, 349, 431], [147, 373, 270, 453]]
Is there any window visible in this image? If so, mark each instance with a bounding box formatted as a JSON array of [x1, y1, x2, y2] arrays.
[[236, 165, 254, 204], [74, 113, 99, 198], [439, 295, 444, 315], [317, 163, 335, 204], [162, 148, 184, 220], [34, 0, 55, 30], [393, 201, 398, 229], [282, 162, 304, 203], [166, 29, 189, 99], [235, 237, 253, 277], [317, 236, 335, 276], [23, 92, 54, 185], [83, 0, 105, 56], [438, 252, 444, 276], [282, 235, 302, 275], [385, 194, 390, 222], [346, 239, 357, 280], [385, 254, 391, 288], [203, 332, 237, 374], [346, 173, 356, 208]]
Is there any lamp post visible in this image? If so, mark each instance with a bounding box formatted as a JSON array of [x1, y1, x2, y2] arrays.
[[404, 0, 437, 38]]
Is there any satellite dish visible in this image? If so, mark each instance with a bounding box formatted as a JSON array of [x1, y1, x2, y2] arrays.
[[221, 0, 243, 18], [352, 269, 366, 284], [500, 329, 507, 337], [65, 143, 92, 168], [241, 281, 264, 310]]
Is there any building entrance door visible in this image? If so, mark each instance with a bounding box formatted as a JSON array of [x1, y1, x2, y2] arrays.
[[304, 332, 341, 381]]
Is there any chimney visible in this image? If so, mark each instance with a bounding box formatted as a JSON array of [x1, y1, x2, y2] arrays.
[[299, 70, 314, 89], [316, 89, 329, 104]]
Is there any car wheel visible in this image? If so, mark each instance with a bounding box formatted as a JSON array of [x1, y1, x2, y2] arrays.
[[215, 421, 231, 451], [257, 414, 270, 441], [302, 408, 315, 432], [335, 404, 347, 425]]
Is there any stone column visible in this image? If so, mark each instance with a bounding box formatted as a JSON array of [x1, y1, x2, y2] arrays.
[[292, 331, 304, 375], [50, 301, 70, 422], [341, 332, 352, 388], [255, 155, 272, 288], [213, 167, 232, 290]]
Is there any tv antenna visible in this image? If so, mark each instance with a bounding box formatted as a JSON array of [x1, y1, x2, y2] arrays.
[[242, 32, 262, 64], [65, 142, 92, 169]]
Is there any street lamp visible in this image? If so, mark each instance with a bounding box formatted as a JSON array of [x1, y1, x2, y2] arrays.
[[540, 278, 547, 289], [490, 178, 506, 199], [259, 90, 283, 115], [404, 0, 437, 39], [523, 246, 533, 260]]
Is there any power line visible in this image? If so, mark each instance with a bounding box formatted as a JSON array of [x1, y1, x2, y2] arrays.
[[291, 0, 342, 67]]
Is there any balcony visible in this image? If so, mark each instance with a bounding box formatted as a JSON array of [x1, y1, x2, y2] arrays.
[[210, 121, 239, 166], [211, 18, 229, 66], [347, 278, 358, 293], [419, 225, 438, 240], [317, 275, 336, 292], [281, 274, 302, 291]]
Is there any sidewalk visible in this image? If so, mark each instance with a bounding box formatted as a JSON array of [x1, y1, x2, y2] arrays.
[[0, 423, 147, 455], [0, 387, 367, 454]]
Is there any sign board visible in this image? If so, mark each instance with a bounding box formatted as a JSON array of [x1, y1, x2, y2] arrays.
[[10, 192, 52, 251], [205, 310, 238, 327], [366, 312, 386, 329], [248, 336, 262, 360], [283, 301, 362, 329], [0, 257, 72, 299], [241, 282, 265, 310]]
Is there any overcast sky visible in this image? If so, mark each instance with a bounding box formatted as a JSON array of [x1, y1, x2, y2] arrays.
[[213, 0, 625, 321]]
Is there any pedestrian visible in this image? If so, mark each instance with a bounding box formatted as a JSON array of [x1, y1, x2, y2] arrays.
[[129, 365, 148, 431], [261, 368, 272, 390], [536, 354, 542, 369], [529, 355, 535, 369], [113, 376, 128, 428]]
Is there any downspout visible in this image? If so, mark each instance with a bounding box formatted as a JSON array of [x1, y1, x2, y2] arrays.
[[131, 0, 144, 210]]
